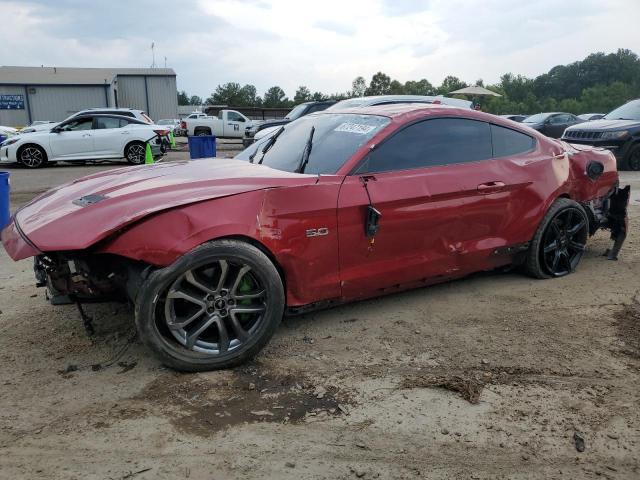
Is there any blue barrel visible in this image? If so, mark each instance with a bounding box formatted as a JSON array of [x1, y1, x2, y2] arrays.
[[0, 172, 9, 230], [187, 135, 216, 160]]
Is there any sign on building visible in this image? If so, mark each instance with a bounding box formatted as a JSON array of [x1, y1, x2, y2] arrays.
[[0, 95, 25, 110]]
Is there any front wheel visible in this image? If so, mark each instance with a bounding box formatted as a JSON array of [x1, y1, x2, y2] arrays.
[[125, 142, 146, 165], [525, 198, 589, 279], [623, 144, 640, 171], [18, 145, 47, 168], [135, 239, 285, 372]]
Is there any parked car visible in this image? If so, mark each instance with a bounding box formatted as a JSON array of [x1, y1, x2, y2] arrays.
[[521, 112, 583, 138], [251, 95, 474, 145], [157, 118, 181, 135], [499, 114, 527, 122], [0, 114, 170, 168], [184, 112, 208, 120], [243, 100, 336, 147], [18, 108, 153, 135], [578, 113, 606, 121], [1, 104, 628, 371], [562, 99, 640, 170], [183, 109, 251, 138]]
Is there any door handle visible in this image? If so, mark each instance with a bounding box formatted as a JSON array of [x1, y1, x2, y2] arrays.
[[477, 181, 506, 193], [120, 131, 129, 134], [82, 133, 91, 137]]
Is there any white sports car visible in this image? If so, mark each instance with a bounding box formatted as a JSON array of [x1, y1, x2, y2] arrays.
[[0, 113, 170, 168]]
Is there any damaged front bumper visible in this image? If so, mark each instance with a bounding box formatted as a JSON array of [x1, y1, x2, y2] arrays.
[[583, 184, 630, 260]]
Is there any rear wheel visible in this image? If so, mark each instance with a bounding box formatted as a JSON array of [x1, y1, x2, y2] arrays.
[[624, 144, 640, 171], [525, 198, 589, 279], [125, 142, 146, 165], [18, 145, 47, 168], [135, 239, 285, 371], [195, 128, 211, 137]]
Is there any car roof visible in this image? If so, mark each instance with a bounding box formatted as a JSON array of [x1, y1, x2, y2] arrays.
[[66, 113, 147, 123], [82, 107, 142, 112], [325, 102, 462, 117]]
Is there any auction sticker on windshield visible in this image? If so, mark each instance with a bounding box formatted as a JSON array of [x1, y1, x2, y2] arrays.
[[334, 122, 377, 134]]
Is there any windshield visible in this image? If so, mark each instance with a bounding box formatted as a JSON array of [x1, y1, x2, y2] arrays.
[[285, 104, 308, 120], [604, 100, 640, 120], [236, 113, 390, 174], [523, 113, 551, 123]]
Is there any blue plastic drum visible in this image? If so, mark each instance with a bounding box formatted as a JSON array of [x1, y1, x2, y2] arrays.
[[0, 171, 9, 230]]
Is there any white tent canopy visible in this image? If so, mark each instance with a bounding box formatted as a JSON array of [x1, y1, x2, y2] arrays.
[[449, 86, 502, 97]]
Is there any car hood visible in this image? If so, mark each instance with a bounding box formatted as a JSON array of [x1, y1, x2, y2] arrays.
[[10, 159, 318, 252], [565, 118, 640, 131]]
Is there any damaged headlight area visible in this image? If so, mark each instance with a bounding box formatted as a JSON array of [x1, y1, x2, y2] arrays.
[[583, 184, 630, 260], [34, 253, 149, 305]]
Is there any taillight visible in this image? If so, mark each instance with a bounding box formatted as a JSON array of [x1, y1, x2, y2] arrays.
[[154, 129, 170, 136], [180, 121, 186, 129]]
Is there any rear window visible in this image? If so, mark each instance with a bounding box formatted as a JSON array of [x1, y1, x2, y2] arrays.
[[491, 124, 535, 157], [141, 112, 153, 123]]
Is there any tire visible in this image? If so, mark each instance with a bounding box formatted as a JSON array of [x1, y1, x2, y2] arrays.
[[125, 141, 146, 165], [135, 239, 285, 372], [195, 128, 211, 137], [525, 198, 589, 279], [18, 144, 47, 168], [623, 144, 640, 171]]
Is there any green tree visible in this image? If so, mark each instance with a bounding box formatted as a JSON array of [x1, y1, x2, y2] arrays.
[[437, 76, 467, 95], [263, 86, 288, 107], [189, 95, 203, 106], [389, 80, 405, 94], [205, 83, 260, 106], [177, 90, 190, 105], [366, 72, 392, 95], [403, 79, 434, 95], [311, 91, 328, 101], [351, 76, 367, 97], [294, 86, 312, 104]]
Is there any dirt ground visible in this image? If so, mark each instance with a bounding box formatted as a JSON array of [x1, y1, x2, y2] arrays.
[[1, 147, 639, 479]]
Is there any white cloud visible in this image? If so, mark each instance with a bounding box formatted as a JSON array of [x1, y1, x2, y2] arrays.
[[0, 0, 638, 99]]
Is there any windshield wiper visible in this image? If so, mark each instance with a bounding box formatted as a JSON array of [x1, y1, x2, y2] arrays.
[[296, 126, 315, 174], [257, 126, 285, 165], [248, 144, 260, 163]]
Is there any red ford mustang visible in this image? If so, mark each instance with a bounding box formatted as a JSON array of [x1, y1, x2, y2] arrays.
[[1, 104, 629, 371]]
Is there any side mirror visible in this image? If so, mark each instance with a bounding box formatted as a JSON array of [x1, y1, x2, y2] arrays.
[[51, 126, 62, 133]]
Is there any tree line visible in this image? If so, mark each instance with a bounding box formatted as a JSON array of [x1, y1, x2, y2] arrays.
[[177, 48, 640, 115]]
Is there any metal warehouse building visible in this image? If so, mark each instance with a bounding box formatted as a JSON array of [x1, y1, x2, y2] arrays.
[[0, 66, 178, 126]]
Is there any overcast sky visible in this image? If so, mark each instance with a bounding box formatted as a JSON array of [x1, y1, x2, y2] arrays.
[[2, 0, 639, 99]]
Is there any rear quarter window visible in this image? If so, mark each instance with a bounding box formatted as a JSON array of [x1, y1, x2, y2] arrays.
[[491, 124, 535, 157]]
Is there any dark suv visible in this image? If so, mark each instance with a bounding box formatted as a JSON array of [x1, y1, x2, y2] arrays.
[[562, 99, 640, 170], [243, 100, 336, 147]]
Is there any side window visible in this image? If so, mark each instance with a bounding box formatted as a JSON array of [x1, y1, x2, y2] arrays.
[[357, 118, 492, 174], [491, 124, 535, 157], [227, 112, 245, 122], [95, 117, 124, 129], [550, 114, 568, 124], [119, 118, 130, 128], [61, 118, 93, 131]]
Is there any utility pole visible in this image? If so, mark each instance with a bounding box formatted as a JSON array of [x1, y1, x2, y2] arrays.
[[150, 42, 156, 68]]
